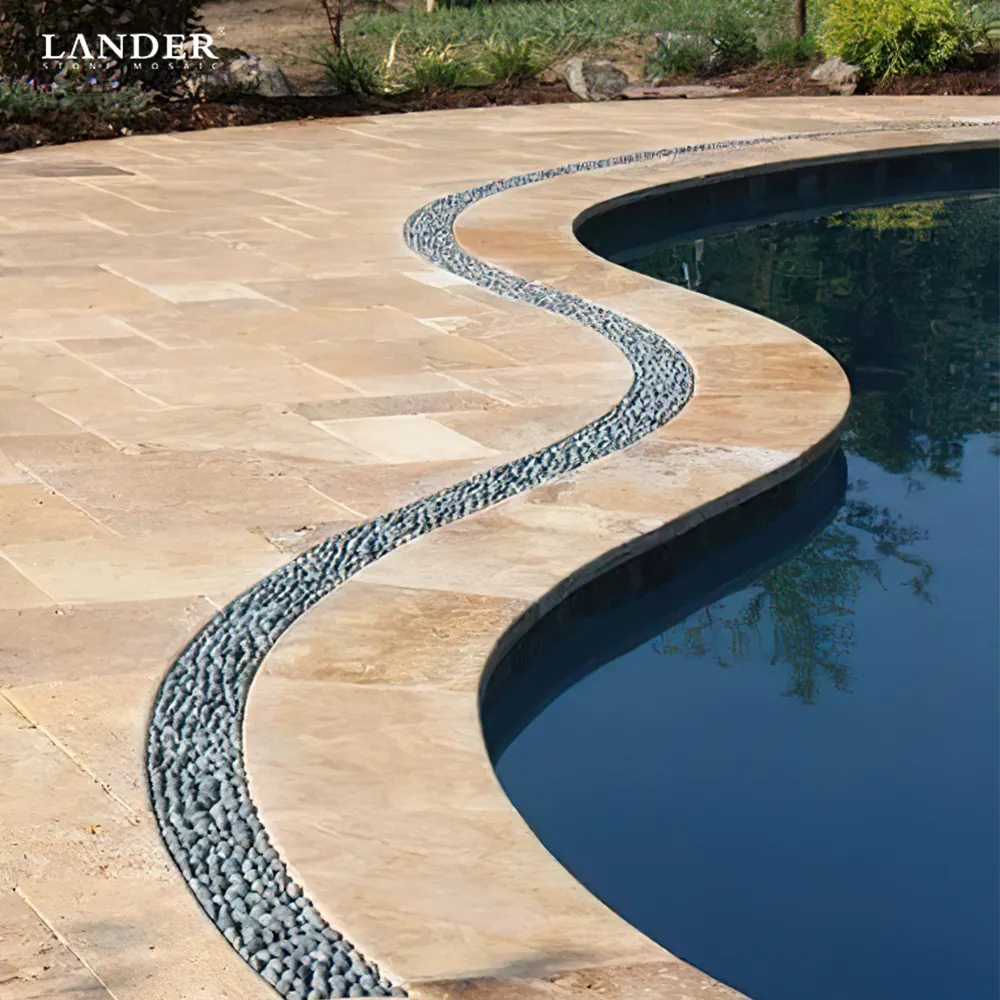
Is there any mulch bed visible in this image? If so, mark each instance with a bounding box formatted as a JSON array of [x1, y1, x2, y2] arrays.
[[0, 82, 579, 155], [2, 61, 997, 155]]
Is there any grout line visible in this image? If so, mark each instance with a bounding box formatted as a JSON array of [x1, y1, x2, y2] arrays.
[[78, 212, 130, 236], [13, 887, 123, 1000], [0, 549, 59, 601], [55, 340, 171, 408], [70, 178, 164, 213], [1, 691, 138, 819], [300, 482, 366, 520], [258, 215, 320, 240], [12, 460, 124, 539]]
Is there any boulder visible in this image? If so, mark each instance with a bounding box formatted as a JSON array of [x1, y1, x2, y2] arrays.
[[810, 57, 860, 96], [228, 55, 296, 97], [559, 57, 629, 101], [184, 52, 296, 100]]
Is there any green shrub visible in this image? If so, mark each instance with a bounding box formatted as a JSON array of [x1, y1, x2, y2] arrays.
[[0, 0, 203, 91], [410, 45, 469, 89], [647, 35, 714, 78], [480, 34, 546, 83], [760, 33, 821, 66], [0, 77, 152, 124], [707, 10, 761, 71], [318, 46, 386, 96], [818, 0, 977, 78]]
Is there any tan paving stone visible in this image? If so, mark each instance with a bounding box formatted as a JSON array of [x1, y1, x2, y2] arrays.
[[0, 698, 272, 1000], [0, 390, 88, 437], [0, 596, 214, 688], [0, 557, 53, 609], [317, 414, 499, 464], [262, 581, 528, 690], [86, 402, 377, 461], [0, 448, 362, 535], [3, 530, 283, 603], [0, 483, 109, 545], [0, 890, 112, 1000]]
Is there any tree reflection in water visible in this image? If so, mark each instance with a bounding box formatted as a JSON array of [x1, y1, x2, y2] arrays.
[[636, 195, 999, 702]]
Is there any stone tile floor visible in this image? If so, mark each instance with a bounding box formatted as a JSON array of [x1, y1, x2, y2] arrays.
[[0, 98, 995, 999]]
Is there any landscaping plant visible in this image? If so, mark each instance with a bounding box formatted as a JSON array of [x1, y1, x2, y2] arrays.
[[817, 0, 979, 78]]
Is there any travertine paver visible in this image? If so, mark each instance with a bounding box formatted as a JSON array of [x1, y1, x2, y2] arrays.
[[0, 98, 995, 999]]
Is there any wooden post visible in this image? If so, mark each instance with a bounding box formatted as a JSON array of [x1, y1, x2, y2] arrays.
[[794, 0, 807, 38], [427, 0, 437, 11]]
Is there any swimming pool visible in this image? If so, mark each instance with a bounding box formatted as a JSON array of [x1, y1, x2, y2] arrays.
[[483, 146, 999, 1000]]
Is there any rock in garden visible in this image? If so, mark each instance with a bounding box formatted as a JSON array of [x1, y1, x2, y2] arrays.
[[559, 57, 629, 101], [184, 52, 296, 100], [810, 57, 860, 96], [228, 56, 296, 97]]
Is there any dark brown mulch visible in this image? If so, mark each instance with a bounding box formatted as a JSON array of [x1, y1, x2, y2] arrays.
[[2, 60, 997, 155], [0, 81, 580, 155], [672, 57, 1000, 98]]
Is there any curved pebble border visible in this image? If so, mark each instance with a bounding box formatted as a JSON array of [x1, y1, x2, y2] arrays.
[[146, 120, 993, 1000]]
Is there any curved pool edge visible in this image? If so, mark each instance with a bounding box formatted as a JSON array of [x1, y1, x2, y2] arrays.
[[240, 111, 998, 1000]]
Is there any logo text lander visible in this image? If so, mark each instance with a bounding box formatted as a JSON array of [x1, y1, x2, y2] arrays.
[[43, 34, 218, 62]]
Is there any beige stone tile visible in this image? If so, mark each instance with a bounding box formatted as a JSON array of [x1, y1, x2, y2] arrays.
[[0, 342, 129, 396], [449, 362, 630, 408], [263, 581, 528, 690], [57, 342, 358, 407], [0, 558, 53, 609], [656, 389, 849, 451], [410, 960, 745, 998], [282, 333, 518, 378], [356, 500, 648, 600], [343, 371, 471, 397], [282, 455, 500, 518], [85, 403, 376, 462], [0, 268, 165, 313], [100, 252, 302, 286], [0, 889, 112, 1000], [0, 312, 135, 342], [0, 450, 32, 485], [0, 698, 272, 1000], [246, 678, 665, 984], [3, 530, 282, 603], [9, 672, 158, 812], [4, 446, 361, 533], [0, 390, 87, 437], [526, 439, 798, 520], [0, 432, 120, 474], [0, 483, 109, 545], [35, 383, 167, 425], [318, 414, 499, 464], [293, 389, 506, 422], [434, 403, 606, 454], [0, 596, 213, 689]]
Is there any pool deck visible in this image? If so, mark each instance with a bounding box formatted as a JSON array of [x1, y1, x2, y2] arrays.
[[0, 98, 995, 1000]]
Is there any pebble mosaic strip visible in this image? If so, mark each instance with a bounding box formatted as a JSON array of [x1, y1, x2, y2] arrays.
[[146, 119, 994, 999]]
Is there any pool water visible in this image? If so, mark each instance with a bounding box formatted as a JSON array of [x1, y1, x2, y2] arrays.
[[489, 194, 1000, 1000]]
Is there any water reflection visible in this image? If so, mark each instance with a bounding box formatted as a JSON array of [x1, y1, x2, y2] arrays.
[[636, 195, 999, 704], [489, 185, 1000, 1000]]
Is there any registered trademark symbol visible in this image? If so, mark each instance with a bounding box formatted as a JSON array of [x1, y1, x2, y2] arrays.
[[216, 26, 227, 35]]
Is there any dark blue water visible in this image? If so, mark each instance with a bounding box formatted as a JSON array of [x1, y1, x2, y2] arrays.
[[489, 194, 1000, 1000]]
